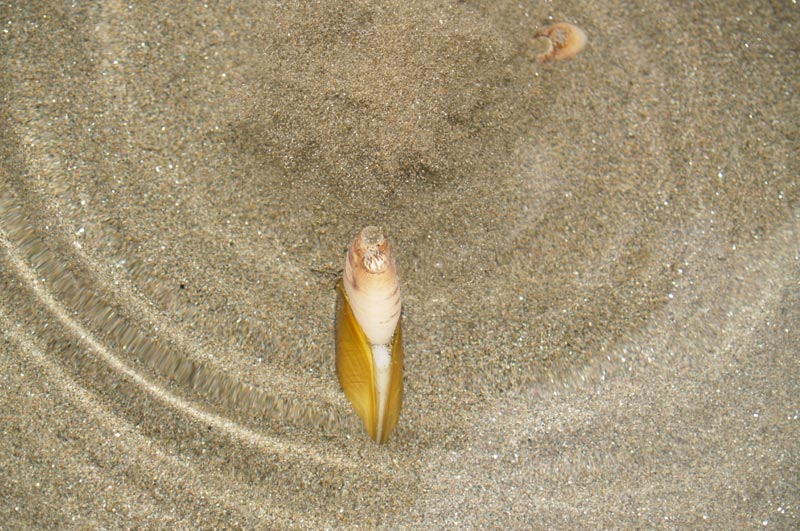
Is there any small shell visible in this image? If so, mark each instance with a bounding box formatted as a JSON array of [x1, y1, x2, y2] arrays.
[[534, 23, 587, 62], [336, 227, 403, 444]]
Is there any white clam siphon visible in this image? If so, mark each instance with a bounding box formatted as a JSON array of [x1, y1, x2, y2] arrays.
[[335, 226, 403, 444]]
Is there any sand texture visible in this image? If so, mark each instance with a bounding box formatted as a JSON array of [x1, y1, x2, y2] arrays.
[[1, 1, 798, 529]]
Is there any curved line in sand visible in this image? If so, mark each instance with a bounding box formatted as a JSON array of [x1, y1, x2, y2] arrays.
[[0, 227, 356, 469]]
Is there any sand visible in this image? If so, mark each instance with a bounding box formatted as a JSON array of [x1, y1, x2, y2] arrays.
[[1, 1, 798, 529]]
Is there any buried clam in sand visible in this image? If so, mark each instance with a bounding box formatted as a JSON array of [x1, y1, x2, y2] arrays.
[[533, 22, 588, 62], [335, 227, 404, 444]]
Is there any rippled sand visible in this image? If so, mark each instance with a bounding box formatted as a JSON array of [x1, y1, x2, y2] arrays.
[[1, 2, 798, 529]]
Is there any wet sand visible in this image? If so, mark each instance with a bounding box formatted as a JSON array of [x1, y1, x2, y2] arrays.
[[1, 1, 798, 529]]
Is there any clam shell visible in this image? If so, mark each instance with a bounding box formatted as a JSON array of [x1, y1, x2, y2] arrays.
[[335, 280, 403, 444], [535, 22, 587, 62]]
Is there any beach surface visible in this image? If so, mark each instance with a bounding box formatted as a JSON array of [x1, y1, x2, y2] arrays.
[[1, 1, 798, 529]]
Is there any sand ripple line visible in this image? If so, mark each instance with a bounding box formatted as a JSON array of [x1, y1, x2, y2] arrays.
[[0, 304, 348, 528], [0, 185, 360, 433], [0, 221, 358, 470]]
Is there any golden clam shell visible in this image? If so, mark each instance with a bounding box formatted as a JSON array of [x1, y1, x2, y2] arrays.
[[335, 227, 403, 444]]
